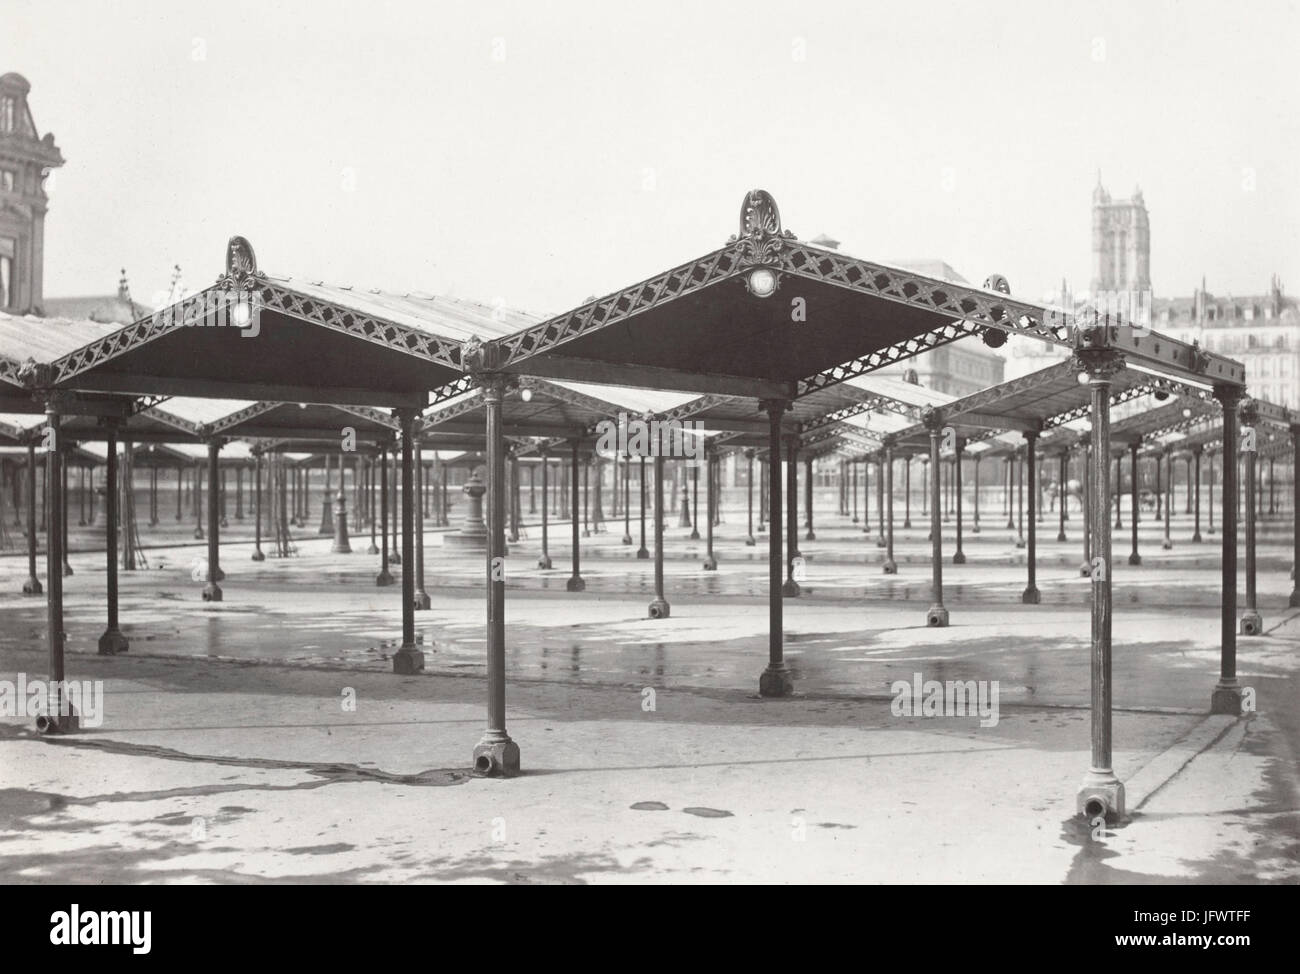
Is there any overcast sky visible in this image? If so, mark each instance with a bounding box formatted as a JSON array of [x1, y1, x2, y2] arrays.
[[6, 0, 1298, 314]]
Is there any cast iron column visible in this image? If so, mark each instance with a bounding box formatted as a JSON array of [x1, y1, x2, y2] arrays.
[[42, 400, 73, 730], [621, 454, 633, 544], [745, 449, 756, 545], [1023, 431, 1040, 604], [376, 444, 393, 586], [1079, 438, 1092, 576], [1015, 448, 1025, 548], [783, 434, 800, 596], [1162, 450, 1173, 550], [538, 448, 552, 568], [392, 410, 423, 674], [1211, 385, 1243, 715], [636, 455, 648, 559], [1057, 451, 1068, 542], [1128, 441, 1141, 565], [649, 453, 670, 618], [567, 438, 585, 591], [252, 449, 265, 561], [876, 455, 886, 547], [703, 447, 717, 570], [1193, 447, 1203, 542], [202, 439, 223, 602], [924, 413, 948, 627], [953, 439, 966, 564], [883, 442, 897, 574], [972, 453, 981, 534], [904, 456, 912, 529], [759, 400, 792, 696], [1075, 349, 1124, 821], [472, 374, 519, 775], [98, 424, 128, 654], [688, 462, 698, 539], [804, 455, 814, 541], [851, 459, 859, 523], [1291, 428, 1300, 606], [412, 441, 427, 608], [1239, 400, 1261, 635]]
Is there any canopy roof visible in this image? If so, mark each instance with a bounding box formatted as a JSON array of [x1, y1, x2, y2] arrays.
[[490, 190, 1244, 400], [28, 238, 537, 409]]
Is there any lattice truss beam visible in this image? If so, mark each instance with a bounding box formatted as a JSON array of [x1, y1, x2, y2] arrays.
[[47, 282, 466, 388], [800, 391, 925, 438]]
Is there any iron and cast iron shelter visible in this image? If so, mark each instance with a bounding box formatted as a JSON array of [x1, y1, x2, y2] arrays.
[[16, 193, 1249, 824], [445, 189, 1246, 824]]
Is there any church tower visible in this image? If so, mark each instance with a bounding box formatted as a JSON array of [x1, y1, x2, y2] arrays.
[[0, 72, 64, 315], [1089, 175, 1150, 297]]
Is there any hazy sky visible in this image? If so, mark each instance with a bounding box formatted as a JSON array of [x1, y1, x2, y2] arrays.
[[6, 0, 1298, 314]]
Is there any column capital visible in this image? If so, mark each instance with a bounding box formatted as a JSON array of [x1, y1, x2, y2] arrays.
[[759, 397, 790, 418], [1213, 383, 1244, 409], [1070, 348, 1126, 382], [921, 405, 945, 431]]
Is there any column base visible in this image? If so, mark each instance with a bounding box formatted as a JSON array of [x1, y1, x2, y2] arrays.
[[781, 579, 801, 598], [1240, 611, 1263, 637], [214, 566, 226, 581], [366, 541, 379, 554], [472, 735, 521, 777], [331, 540, 353, 554], [1014, 537, 1026, 549], [621, 533, 633, 545], [393, 645, 425, 674], [538, 554, 553, 569], [35, 710, 80, 735], [390, 552, 402, 564], [62, 561, 73, 577], [1021, 586, 1041, 605], [414, 590, 431, 611], [1210, 681, 1244, 716], [648, 597, 671, 619], [1077, 772, 1125, 822], [759, 664, 794, 697], [635, 548, 649, 560], [221, 517, 229, 528], [702, 555, 717, 571], [375, 569, 394, 587], [98, 627, 130, 655], [952, 551, 966, 565], [1056, 531, 1066, 542], [972, 524, 980, 534], [566, 575, 586, 592], [805, 530, 816, 541], [876, 536, 887, 548], [903, 520, 911, 529], [882, 560, 897, 574], [1289, 588, 1300, 608], [1128, 552, 1142, 566], [251, 547, 265, 562], [193, 529, 204, 540], [745, 536, 756, 546], [688, 530, 699, 540], [1079, 561, 1091, 577], [201, 582, 222, 602], [1161, 538, 1173, 550], [925, 604, 949, 627], [1192, 532, 1202, 543]]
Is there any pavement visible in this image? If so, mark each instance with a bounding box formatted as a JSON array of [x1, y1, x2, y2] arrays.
[[1, 510, 1297, 884]]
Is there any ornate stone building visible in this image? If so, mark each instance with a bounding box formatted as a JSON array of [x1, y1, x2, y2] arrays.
[[0, 72, 63, 315]]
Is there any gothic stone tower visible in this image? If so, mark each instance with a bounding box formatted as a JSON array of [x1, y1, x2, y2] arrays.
[[0, 72, 64, 314], [1090, 176, 1150, 298]]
